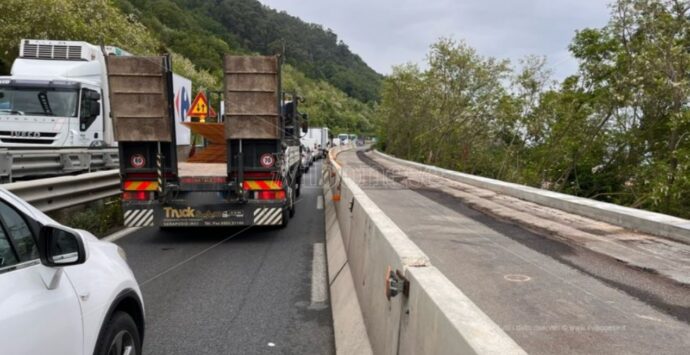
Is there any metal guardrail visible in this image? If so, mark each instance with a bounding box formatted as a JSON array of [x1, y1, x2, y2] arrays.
[[0, 148, 119, 183], [2, 169, 120, 212]]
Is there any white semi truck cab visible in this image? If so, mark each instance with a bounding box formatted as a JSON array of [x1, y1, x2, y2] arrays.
[[0, 39, 128, 148]]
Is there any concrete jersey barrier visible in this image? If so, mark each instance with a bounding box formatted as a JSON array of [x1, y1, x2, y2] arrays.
[[374, 150, 690, 245], [325, 147, 526, 355]]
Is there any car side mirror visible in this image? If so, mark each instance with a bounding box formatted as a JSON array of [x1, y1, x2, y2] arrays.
[[38, 225, 87, 267]]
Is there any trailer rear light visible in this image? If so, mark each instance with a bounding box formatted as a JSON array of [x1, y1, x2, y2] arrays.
[[122, 191, 154, 201], [255, 190, 286, 200]]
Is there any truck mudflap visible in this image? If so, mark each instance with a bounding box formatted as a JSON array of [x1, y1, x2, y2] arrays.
[[122, 201, 157, 227], [252, 207, 283, 226], [124, 207, 156, 227]]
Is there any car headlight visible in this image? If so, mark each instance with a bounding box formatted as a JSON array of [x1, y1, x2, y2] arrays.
[[117, 246, 127, 261]]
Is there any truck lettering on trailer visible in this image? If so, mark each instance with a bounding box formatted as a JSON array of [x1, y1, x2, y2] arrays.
[[163, 207, 244, 219], [164, 207, 196, 218]]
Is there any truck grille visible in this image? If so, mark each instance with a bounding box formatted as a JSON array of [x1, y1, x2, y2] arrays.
[[21, 43, 83, 60], [0, 131, 58, 144]]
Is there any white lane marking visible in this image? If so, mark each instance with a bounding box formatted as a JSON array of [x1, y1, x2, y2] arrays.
[[635, 314, 663, 322], [316, 195, 324, 210], [102, 227, 141, 243], [310, 243, 328, 307]]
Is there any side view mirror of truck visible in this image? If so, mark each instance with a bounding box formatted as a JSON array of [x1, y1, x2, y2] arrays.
[[89, 101, 101, 117], [84, 91, 101, 101]]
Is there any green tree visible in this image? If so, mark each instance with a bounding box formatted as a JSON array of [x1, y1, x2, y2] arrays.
[[378, 0, 690, 218]]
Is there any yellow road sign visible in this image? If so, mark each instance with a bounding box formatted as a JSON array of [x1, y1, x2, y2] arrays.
[[187, 92, 217, 118]]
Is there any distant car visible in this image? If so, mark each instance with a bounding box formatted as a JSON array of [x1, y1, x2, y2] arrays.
[[301, 146, 312, 172], [0, 187, 145, 355], [337, 133, 349, 146], [311, 145, 321, 160], [315, 144, 324, 160]]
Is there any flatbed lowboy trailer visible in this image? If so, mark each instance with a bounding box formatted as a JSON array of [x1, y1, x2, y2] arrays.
[[107, 54, 306, 228]]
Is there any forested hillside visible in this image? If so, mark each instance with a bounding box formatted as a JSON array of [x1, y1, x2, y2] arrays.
[[377, 0, 690, 218], [0, 0, 377, 135], [114, 0, 381, 103]]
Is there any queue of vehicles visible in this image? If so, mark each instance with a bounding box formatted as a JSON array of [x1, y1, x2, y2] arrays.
[[0, 37, 365, 354]]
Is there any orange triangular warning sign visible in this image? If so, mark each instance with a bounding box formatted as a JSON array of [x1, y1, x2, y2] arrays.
[[187, 92, 217, 118]]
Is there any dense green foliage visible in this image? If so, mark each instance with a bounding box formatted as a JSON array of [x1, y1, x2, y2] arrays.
[[283, 65, 374, 134], [52, 198, 123, 237], [114, 0, 382, 103], [378, 0, 690, 218], [0, 0, 159, 73], [0, 0, 216, 90]]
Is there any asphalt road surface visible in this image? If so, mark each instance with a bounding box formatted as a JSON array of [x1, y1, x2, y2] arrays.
[[115, 161, 334, 355], [338, 149, 690, 355]]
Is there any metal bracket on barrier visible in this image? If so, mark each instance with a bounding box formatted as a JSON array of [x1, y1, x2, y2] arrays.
[[385, 266, 409, 300]]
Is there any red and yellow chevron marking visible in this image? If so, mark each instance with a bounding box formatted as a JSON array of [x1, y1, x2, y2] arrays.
[[123, 181, 159, 191], [243, 180, 283, 191]]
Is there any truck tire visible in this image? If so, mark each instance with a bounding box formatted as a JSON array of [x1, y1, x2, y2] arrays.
[[289, 189, 296, 218], [296, 175, 302, 198], [280, 207, 289, 228]]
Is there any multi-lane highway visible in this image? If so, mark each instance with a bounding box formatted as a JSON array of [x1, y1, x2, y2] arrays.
[[101, 148, 690, 355], [337, 148, 690, 355], [114, 162, 333, 355]]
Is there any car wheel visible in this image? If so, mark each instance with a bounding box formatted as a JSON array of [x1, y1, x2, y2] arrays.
[[95, 311, 141, 355]]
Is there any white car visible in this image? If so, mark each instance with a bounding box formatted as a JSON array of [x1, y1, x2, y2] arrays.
[[0, 188, 144, 355]]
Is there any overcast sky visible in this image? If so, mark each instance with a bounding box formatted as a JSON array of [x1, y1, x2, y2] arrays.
[[258, 0, 612, 80]]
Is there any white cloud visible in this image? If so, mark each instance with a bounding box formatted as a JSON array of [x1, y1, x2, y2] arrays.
[[259, 0, 612, 80]]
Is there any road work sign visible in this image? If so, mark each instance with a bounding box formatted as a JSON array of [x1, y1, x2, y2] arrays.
[[187, 92, 217, 119]]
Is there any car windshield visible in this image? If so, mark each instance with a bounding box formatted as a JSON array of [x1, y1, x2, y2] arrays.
[[0, 85, 79, 117]]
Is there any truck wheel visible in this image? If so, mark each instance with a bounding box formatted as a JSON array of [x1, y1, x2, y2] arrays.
[[296, 176, 302, 198], [280, 207, 289, 228], [289, 189, 296, 218]]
